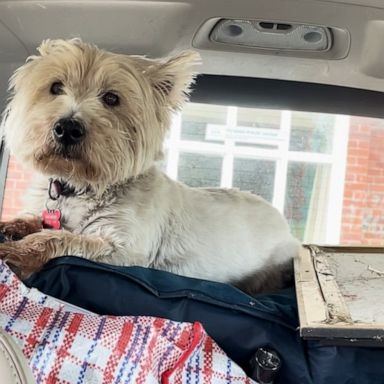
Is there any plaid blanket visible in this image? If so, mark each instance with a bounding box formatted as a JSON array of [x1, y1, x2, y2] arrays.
[[0, 261, 256, 384]]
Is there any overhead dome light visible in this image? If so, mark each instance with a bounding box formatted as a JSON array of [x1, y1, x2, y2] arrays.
[[210, 19, 332, 51]]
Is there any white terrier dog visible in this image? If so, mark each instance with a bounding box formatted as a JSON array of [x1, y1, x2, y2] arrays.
[[0, 39, 299, 294]]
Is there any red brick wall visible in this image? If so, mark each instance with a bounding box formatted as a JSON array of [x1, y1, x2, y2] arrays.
[[1, 157, 32, 221], [341, 117, 384, 245]]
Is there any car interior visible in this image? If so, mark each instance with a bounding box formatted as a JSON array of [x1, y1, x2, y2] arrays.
[[0, 0, 384, 383]]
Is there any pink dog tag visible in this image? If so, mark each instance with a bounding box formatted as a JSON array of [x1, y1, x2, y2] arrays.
[[42, 209, 61, 230]]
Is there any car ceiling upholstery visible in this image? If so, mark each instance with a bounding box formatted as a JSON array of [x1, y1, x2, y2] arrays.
[[1, 0, 384, 107]]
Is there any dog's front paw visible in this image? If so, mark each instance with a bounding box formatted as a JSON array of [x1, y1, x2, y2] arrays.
[[0, 217, 43, 243], [0, 231, 52, 279]]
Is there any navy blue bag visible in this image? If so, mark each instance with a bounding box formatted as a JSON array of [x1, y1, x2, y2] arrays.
[[25, 256, 384, 384]]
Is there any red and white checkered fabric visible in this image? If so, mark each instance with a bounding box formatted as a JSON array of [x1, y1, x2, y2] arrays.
[[0, 261, 256, 384]]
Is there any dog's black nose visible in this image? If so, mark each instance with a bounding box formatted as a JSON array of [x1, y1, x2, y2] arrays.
[[53, 118, 85, 146]]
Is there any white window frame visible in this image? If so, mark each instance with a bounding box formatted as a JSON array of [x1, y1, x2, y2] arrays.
[[164, 106, 349, 244]]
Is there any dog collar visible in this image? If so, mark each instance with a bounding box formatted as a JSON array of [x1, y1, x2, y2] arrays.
[[42, 178, 91, 230], [42, 178, 70, 230]]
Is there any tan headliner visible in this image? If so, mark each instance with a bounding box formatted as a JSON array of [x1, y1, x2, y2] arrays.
[[1, 0, 384, 97]]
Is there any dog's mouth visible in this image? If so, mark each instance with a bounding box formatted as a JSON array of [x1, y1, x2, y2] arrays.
[[55, 145, 82, 161], [33, 144, 99, 183], [34, 142, 84, 164]]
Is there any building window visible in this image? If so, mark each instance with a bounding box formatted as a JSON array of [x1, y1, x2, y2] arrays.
[[164, 103, 350, 244]]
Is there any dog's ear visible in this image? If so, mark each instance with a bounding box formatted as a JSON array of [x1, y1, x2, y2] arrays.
[[148, 51, 201, 110]]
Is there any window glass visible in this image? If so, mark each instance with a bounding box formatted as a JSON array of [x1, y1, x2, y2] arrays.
[[237, 107, 281, 129], [163, 104, 384, 245], [180, 103, 227, 143], [232, 158, 276, 202], [284, 162, 331, 242], [178, 153, 223, 188], [290, 111, 334, 154]]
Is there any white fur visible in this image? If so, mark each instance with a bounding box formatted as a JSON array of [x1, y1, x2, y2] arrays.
[[25, 167, 299, 284]]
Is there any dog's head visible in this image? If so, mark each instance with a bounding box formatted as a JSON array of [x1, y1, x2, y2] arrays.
[[1, 38, 199, 192]]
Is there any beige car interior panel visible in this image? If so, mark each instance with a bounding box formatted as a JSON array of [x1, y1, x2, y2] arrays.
[[193, 17, 350, 60], [0, 20, 27, 62], [0, 328, 35, 384], [0, 0, 383, 100], [0, 1, 191, 56], [360, 20, 384, 79]]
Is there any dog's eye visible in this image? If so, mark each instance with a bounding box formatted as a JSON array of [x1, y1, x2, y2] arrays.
[[50, 82, 64, 95], [102, 92, 120, 107]]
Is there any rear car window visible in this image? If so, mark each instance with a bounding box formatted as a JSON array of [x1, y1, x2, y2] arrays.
[[162, 102, 383, 245], [1, 102, 383, 246]]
